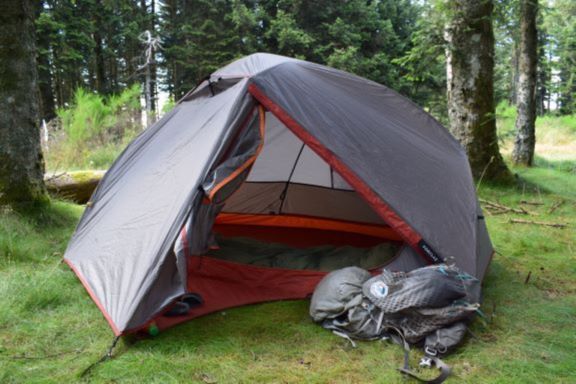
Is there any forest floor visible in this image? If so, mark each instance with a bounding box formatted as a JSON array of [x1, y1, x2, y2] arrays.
[[1, 115, 575, 383]]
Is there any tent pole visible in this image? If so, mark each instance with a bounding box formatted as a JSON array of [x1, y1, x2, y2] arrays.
[[278, 143, 305, 214]]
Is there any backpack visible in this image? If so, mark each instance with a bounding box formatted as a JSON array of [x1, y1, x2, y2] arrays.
[[310, 264, 482, 383]]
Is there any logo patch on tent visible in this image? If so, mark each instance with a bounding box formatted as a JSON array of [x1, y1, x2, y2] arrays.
[[418, 240, 445, 263], [369, 281, 389, 298]]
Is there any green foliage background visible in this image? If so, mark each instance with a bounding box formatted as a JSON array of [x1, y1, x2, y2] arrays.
[[35, 0, 576, 132], [45, 85, 142, 170]]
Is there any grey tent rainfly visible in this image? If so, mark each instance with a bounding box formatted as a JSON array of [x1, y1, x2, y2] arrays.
[[63, 53, 493, 336]]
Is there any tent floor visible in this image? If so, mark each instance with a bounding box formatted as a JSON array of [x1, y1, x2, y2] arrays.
[[144, 237, 400, 335]]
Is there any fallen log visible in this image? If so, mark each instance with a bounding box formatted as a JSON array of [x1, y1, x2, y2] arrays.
[[45, 170, 106, 204], [509, 218, 567, 228]]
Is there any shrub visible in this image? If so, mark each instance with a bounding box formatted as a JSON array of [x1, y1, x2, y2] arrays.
[[45, 85, 142, 170]]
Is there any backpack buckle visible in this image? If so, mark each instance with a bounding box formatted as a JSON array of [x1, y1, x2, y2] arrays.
[[424, 346, 438, 356]]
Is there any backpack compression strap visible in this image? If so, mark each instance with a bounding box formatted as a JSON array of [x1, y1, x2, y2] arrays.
[[398, 356, 451, 384], [384, 326, 452, 384]]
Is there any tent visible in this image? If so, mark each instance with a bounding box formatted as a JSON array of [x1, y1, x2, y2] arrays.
[[64, 53, 493, 336]]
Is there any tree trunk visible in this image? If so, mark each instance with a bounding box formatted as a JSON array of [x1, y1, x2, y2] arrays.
[[145, 59, 152, 123], [445, 0, 512, 182], [53, 48, 65, 109], [509, 41, 519, 105], [36, 36, 56, 121], [546, 48, 552, 112], [150, 0, 157, 118], [140, 0, 157, 122], [89, 0, 106, 95], [535, 22, 548, 116], [35, 1, 56, 121], [94, 33, 107, 95], [0, 0, 48, 206], [163, 0, 180, 99], [512, 0, 538, 166]]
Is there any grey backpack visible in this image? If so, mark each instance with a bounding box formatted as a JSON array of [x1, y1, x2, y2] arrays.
[[310, 265, 482, 383]]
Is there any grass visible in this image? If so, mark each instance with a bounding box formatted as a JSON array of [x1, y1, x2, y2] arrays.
[[497, 103, 576, 169], [1, 116, 575, 383]]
